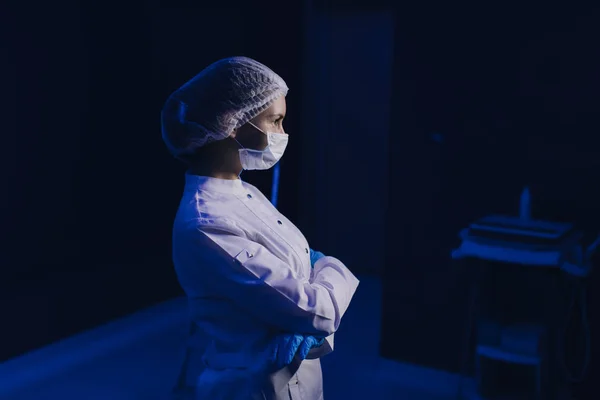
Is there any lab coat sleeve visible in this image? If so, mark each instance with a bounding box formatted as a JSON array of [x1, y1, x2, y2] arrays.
[[178, 219, 360, 336], [303, 256, 356, 358]]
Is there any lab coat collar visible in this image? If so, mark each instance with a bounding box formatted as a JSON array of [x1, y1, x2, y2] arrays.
[[185, 173, 245, 195]]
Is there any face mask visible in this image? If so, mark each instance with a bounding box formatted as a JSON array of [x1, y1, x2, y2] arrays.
[[236, 122, 288, 171]]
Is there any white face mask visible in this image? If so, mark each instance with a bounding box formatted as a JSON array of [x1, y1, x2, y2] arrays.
[[236, 122, 289, 171]]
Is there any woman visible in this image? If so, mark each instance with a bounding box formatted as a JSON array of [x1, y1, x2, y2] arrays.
[[162, 57, 359, 400]]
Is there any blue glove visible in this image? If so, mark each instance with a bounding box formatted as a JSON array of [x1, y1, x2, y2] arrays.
[[309, 249, 325, 268], [269, 334, 325, 369], [297, 335, 325, 359]]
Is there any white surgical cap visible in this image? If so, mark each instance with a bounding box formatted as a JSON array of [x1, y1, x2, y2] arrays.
[[161, 56, 289, 158]]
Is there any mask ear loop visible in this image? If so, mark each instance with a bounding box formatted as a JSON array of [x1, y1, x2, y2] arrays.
[[234, 121, 266, 150], [230, 127, 247, 179], [247, 121, 267, 135], [234, 122, 261, 178]]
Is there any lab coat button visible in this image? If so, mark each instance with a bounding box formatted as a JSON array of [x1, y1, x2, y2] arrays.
[[277, 220, 282, 225], [305, 248, 309, 254], [247, 194, 252, 199]]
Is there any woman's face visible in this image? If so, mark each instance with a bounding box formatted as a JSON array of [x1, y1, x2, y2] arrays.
[[233, 96, 287, 151]]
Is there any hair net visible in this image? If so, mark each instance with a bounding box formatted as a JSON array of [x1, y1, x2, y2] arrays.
[[161, 56, 289, 158]]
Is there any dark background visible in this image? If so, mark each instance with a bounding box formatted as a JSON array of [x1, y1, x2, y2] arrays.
[[2, 0, 305, 360], [3, 0, 600, 396], [383, 3, 600, 398]]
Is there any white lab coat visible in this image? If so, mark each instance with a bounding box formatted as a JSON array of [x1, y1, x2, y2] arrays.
[[172, 174, 360, 400]]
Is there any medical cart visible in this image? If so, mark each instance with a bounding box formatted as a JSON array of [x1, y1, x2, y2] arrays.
[[452, 195, 597, 399]]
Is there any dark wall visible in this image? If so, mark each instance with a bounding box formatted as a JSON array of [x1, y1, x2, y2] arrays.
[[381, 3, 600, 396], [2, 0, 304, 361]]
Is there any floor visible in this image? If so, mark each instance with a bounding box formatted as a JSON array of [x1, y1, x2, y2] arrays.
[[0, 276, 466, 400]]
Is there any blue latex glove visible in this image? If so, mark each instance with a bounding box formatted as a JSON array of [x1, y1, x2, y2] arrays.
[[297, 335, 325, 359], [270, 334, 325, 369], [309, 249, 325, 269]]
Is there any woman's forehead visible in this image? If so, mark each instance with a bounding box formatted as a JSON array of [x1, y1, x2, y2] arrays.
[[262, 96, 286, 117]]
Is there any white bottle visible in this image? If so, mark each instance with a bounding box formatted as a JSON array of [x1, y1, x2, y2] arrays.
[[519, 186, 531, 221]]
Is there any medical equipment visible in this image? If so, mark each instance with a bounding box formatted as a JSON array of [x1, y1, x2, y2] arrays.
[[452, 187, 596, 277], [452, 187, 597, 399]]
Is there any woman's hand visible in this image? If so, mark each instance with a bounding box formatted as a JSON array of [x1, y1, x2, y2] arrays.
[[269, 334, 325, 369], [309, 249, 325, 268]]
